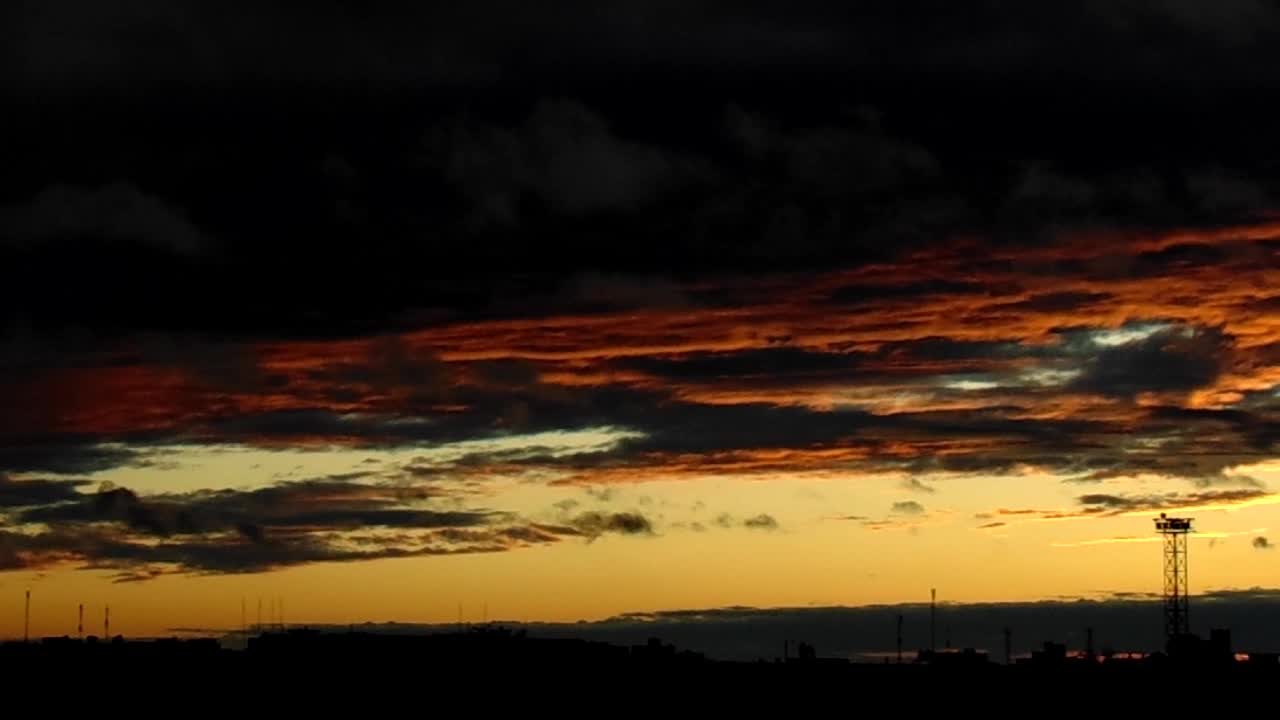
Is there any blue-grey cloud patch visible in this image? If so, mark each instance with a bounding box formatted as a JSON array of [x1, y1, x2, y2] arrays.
[[1069, 325, 1230, 398]]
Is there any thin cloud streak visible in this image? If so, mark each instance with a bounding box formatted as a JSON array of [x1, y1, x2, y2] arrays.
[[1052, 527, 1268, 548]]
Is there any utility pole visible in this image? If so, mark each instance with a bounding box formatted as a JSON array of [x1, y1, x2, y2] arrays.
[[930, 588, 937, 653], [896, 614, 903, 664]]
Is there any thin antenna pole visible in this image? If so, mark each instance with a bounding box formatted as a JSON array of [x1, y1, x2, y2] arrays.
[[24, 589, 30, 643], [104, 605, 110, 639], [896, 614, 903, 664], [78, 603, 84, 640], [930, 588, 937, 653]]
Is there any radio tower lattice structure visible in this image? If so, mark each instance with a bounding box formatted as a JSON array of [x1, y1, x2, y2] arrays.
[[1154, 513, 1193, 642]]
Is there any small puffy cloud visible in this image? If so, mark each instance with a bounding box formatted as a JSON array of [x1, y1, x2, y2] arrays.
[[742, 513, 779, 531], [1254, 536, 1273, 550], [891, 501, 926, 516], [568, 511, 653, 539], [900, 477, 936, 494]]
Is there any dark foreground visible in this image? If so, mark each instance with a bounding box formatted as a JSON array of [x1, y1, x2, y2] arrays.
[[3, 627, 1276, 707]]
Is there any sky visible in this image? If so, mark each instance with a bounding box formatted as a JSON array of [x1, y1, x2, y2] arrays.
[[1, 1, 1279, 643]]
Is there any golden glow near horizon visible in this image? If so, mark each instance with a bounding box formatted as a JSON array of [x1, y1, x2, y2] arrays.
[[3, 459, 1279, 639]]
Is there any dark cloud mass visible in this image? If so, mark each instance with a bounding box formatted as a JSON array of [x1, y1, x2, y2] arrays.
[[1070, 326, 1230, 398], [0, 182, 207, 255], [0, 474, 90, 507], [1, 1, 1280, 582], [430, 99, 709, 224], [0, 475, 568, 578]]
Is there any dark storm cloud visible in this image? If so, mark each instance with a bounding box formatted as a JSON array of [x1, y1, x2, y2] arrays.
[[619, 348, 866, 381], [0, 474, 90, 507], [725, 105, 939, 197], [0, 1, 1277, 562], [0, 474, 566, 577], [0, 182, 208, 255], [196, 410, 460, 446], [19, 478, 485, 538], [0, 442, 142, 476], [1186, 169, 1272, 216], [429, 99, 711, 225], [0, 524, 528, 577], [366, 376, 1275, 485], [614, 338, 1034, 387], [4, 0, 1280, 341], [991, 291, 1113, 314], [1070, 326, 1230, 398], [825, 281, 996, 307], [1068, 489, 1271, 516], [1, 335, 1270, 486], [9, 1, 1280, 94]]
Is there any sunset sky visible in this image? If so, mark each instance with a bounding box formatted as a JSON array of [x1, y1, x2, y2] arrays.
[[2, 1, 1279, 640]]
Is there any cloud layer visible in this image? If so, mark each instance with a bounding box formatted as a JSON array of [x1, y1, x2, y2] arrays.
[[2, 2, 1279, 583]]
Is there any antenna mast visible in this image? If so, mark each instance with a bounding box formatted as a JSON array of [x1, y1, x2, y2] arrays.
[[930, 588, 937, 653], [1154, 513, 1193, 645]]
